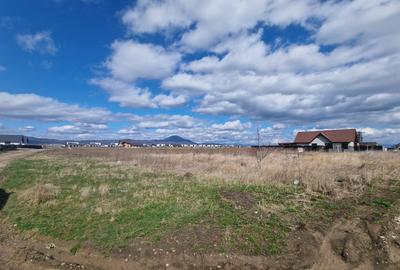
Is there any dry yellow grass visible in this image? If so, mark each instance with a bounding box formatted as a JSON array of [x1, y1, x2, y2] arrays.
[[43, 148, 400, 198], [18, 183, 59, 205]]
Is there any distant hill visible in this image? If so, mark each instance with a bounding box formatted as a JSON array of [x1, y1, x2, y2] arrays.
[[19, 135, 196, 145], [27, 136, 65, 145], [123, 135, 197, 146], [159, 135, 195, 144]]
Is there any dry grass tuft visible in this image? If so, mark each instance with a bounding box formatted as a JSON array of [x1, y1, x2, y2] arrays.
[[98, 184, 109, 195], [18, 183, 59, 205], [80, 187, 92, 199]]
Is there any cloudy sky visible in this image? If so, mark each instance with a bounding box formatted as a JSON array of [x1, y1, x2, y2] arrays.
[[0, 0, 399, 144]]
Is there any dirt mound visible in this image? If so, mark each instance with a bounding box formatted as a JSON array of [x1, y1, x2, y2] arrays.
[[220, 189, 256, 209]]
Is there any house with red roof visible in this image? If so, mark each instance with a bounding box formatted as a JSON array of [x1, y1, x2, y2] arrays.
[[292, 129, 361, 152]]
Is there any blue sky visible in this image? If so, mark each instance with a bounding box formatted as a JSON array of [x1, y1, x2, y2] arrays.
[[0, 0, 399, 144]]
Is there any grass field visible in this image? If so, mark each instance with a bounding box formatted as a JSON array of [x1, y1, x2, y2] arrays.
[[1, 148, 400, 269]]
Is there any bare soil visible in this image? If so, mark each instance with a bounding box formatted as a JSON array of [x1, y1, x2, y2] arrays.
[[2, 194, 400, 270], [1, 150, 400, 269], [0, 149, 44, 168]]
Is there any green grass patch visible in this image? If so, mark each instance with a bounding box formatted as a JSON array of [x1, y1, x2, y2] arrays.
[[1, 157, 372, 256]]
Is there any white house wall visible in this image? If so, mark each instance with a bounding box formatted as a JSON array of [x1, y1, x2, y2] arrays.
[[310, 135, 330, 146]]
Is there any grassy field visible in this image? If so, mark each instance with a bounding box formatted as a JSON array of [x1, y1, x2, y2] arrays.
[[1, 148, 400, 262]]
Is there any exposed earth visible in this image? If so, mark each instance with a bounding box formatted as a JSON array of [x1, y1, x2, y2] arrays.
[[1, 150, 400, 269]]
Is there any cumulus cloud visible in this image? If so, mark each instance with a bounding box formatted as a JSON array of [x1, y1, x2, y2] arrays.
[[106, 40, 180, 82], [90, 78, 157, 108], [0, 91, 113, 123], [90, 77, 186, 109], [48, 123, 108, 135], [122, 0, 320, 50], [162, 15, 400, 128], [92, 40, 183, 108], [16, 31, 58, 55], [212, 120, 251, 131], [42, 0, 400, 143]]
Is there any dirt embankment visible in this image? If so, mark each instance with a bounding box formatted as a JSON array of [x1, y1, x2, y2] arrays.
[[1, 190, 400, 270]]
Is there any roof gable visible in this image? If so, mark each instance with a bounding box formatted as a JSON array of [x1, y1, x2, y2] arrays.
[[295, 129, 357, 144]]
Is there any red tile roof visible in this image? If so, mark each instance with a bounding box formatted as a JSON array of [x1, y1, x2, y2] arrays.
[[294, 129, 357, 144]]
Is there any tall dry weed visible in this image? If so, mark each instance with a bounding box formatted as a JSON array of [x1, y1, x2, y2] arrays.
[[43, 149, 400, 198]]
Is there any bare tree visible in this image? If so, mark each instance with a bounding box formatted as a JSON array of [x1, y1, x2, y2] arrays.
[[255, 126, 272, 169]]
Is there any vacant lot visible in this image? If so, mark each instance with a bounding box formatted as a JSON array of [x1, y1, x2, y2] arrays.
[[1, 148, 400, 269]]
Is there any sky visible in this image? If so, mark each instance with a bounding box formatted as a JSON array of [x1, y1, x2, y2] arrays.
[[0, 0, 399, 144]]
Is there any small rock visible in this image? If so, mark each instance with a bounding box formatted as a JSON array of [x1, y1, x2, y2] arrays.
[[394, 216, 400, 225], [46, 243, 56, 249], [394, 239, 400, 247], [166, 263, 169, 267]]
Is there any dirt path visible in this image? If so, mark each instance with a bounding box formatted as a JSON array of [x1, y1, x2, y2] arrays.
[[0, 149, 45, 169], [2, 204, 399, 270]]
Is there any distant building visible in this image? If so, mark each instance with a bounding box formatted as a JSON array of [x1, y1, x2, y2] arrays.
[[292, 129, 361, 152], [66, 141, 80, 147], [0, 135, 29, 145], [87, 142, 102, 147], [358, 142, 383, 151], [118, 140, 142, 148]]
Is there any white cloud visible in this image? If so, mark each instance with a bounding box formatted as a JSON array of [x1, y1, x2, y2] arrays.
[[358, 127, 400, 143], [16, 31, 58, 55], [122, 0, 320, 51], [90, 77, 186, 109], [153, 94, 186, 108], [315, 0, 400, 45], [19, 125, 35, 132], [92, 40, 183, 108], [0, 91, 113, 123], [48, 125, 82, 134], [48, 123, 108, 135], [90, 78, 157, 108], [212, 120, 251, 131], [135, 114, 199, 129], [59, 0, 400, 143], [117, 126, 138, 135], [0, 65, 6, 72], [106, 40, 180, 82], [163, 27, 400, 125]]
